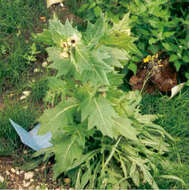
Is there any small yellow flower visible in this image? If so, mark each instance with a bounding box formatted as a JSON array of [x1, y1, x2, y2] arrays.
[[158, 60, 162, 64], [143, 55, 151, 63], [143, 57, 148, 63]]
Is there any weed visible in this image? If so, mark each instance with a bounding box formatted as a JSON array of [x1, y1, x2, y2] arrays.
[[30, 79, 48, 104]]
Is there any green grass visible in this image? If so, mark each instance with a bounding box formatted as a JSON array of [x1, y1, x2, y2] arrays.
[[0, 102, 37, 155], [141, 88, 189, 136], [0, 182, 7, 189], [0, 0, 48, 91], [0, 0, 49, 154], [140, 87, 189, 189], [30, 78, 48, 104]]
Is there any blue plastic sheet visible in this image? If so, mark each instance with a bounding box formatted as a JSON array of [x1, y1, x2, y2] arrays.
[[9, 119, 52, 151]]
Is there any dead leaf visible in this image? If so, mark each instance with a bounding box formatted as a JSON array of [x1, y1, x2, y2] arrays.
[[169, 83, 185, 99], [129, 57, 178, 93], [46, 0, 63, 8]]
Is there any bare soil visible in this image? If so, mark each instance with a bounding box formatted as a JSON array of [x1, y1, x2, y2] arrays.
[[0, 156, 65, 189]]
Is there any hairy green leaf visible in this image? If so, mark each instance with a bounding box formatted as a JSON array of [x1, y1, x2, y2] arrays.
[[39, 99, 78, 134], [53, 135, 83, 178], [81, 96, 118, 138]]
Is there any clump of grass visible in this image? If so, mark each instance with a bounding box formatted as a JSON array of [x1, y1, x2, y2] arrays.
[[141, 88, 189, 136], [30, 79, 48, 104], [140, 87, 189, 188], [0, 181, 7, 189], [0, 103, 37, 154]]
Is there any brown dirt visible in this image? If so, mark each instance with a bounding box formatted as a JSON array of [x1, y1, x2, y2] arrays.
[[0, 156, 68, 189], [129, 57, 177, 93]]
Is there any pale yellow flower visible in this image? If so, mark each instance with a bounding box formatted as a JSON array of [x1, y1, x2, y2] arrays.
[[59, 51, 69, 59], [67, 34, 80, 47]]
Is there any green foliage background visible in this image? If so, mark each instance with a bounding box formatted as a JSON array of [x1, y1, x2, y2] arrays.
[[68, 0, 189, 78]]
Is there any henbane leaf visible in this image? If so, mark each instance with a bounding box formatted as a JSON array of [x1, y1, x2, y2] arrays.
[[113, 117, 138, 141], [81, 97, 118, 138], [39, 99, 78, 135], [53, 135, 83, 178], [84, 16, 105, 48], [74, 45, 111, 85], [112, 13, 131, 34], [47, 47, 73, 77]]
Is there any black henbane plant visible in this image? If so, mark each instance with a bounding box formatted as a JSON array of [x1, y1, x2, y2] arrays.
[[35, 15, 178, 189]]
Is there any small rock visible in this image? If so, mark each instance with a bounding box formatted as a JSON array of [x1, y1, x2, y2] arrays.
[[20, 170, 24, 174], [23, 180, 31, 187], [42, 61, 48, 67], [16, 171, 20, 175], [35, 168, 39, 172], [23, 91, 31, 96], [34, 68, 40, 73], [36, 185, 40, 190], [20, 95, 27, 100], [29, 185, 35, 190], [30, 178, 34, 182], [11, 168, 16, 173], [6, 170, 10, 175], [24, 172, 34, 180], [0, 175, 4, 183]]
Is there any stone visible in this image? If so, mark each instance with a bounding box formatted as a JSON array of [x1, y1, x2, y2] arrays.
[[11, 168, 16, 173], [23, 180, 31, 187], [0, 175, 4, 183], [36, 185, 41, 190], [42, 61, 48, 67], [24, 172, 34, 180]]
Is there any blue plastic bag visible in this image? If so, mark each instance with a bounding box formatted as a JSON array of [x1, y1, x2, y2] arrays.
[[9, 119, 52, 151]]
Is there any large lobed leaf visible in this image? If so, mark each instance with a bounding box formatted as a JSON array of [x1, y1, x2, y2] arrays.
[[81, 96, 138, 140], [53, 134, 83, 178], [81, 96, 118, 138], [39, 99, 78, 135]]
